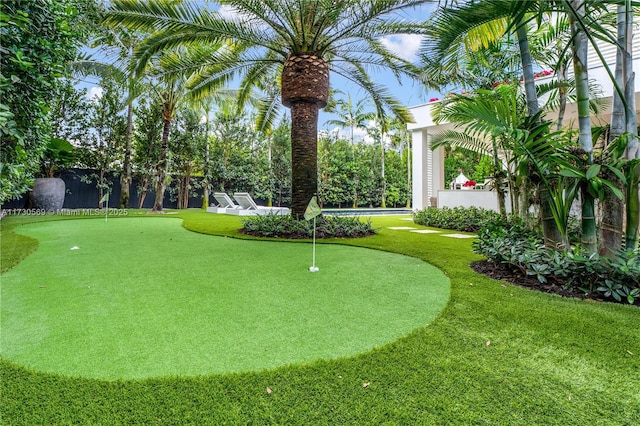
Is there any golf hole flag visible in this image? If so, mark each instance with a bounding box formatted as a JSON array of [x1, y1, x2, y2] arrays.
[[100, 192, 109, 222], [304, 196, 321, 220]]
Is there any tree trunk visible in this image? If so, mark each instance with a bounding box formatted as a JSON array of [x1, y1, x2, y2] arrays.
[[281, 54, 329, 218], [289, 101, 320, 217], [600, 4, 628, 255], [380, 139, 386, 208], [138, 177, 149, 209], [540, 187, 566, 249], [516, 21, 538, 119], [183, 164, 192, 209], [98, 169, 105, 208], [518, 16, 563, 245], [119, 101, 133, 209], [626, 164, 640, 250], [202, 113, 210, 209], [622, 2, 639, 250], [152, 118, 172, 213], [491, 141, 507, 219], [571, 0, 597, 254]]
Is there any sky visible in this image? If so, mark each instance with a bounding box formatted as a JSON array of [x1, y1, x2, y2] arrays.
[[81, 1, 441, 141]]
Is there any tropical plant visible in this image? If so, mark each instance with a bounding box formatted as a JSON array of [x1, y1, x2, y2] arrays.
[[324, 94, 372, 146], [39, 138, 75, 178], [74, 26, 150, 209], [420, 0, 567, 245], [169, 105, 207, 209], [430, 85, 526, 219], [77, 76, 127, 205], [131, 98, 163, 209], [103, 0, 428, 217], [0, 0, 98, 203], [601, 1, 639, 253]]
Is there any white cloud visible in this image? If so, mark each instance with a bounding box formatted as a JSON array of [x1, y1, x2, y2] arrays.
[[217, 4, 261, 25], [379, 34, 423, 62], [87, 86, 103, 102], [217, 4, 242, 20]]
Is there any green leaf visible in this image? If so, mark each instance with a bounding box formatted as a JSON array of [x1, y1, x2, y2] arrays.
[[601, 180, 624, 200], [559, 168, 583, 178], [603, 164, 627, 184], [585, 164, 601, 181]]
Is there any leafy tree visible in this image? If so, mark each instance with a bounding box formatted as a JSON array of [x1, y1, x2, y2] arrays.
[[443, 147, 493, 186], [104, 0, 427, 217], [0, 0, 98, 202], [77, 76, 127, 205], [169, 105, 207, 209], [74, 27, 151, 209], [267, 119, 293, 207], [383, 149, 410, 207], [319, 135, 355, 208], [50, 79, 93, 148], [208, 102, 261, 195], [148, 68, 189, 212], [131, 98, 163, 208]]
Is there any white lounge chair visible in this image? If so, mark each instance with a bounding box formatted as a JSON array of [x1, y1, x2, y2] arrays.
[[206, 192, 242, 213], [231, 192, 290, 216]]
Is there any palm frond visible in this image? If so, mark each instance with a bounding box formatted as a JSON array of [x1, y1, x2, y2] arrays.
[[431, 130, 493, 155]]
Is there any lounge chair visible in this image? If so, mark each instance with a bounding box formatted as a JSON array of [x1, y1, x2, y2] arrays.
[[206, 192, 242, 213], [231, 192, 290, 216]]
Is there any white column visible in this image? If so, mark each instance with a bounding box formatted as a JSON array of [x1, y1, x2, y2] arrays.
[[431, 140, 444, 197], [412, 129, 429, 210]]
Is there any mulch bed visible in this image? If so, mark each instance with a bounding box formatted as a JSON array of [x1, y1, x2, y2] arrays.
[[470, 260, 608, 303]]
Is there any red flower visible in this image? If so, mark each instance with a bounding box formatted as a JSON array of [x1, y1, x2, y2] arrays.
[[429, 97, 440, 102], [463, 180, 476, 187]]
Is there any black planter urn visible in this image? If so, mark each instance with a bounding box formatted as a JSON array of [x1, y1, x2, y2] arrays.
[[30, 177, 65, 211]]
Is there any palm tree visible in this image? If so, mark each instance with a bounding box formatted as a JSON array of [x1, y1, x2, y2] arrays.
[[421, 0, 567, 246], [430, 85, 524, 219], [565, 0, 598, 254], [324, 94, 371, 146], [152, 74, 185, 212], [603, 1, 639, 252], [104, 0, 426, 217], [73, 28, 149, 209]]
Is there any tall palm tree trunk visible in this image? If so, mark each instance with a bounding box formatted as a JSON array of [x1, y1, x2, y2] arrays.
[[153, 118, 171, 213], [202, 112, 211, 209], [570, 0, 597, 254], [517, 23, 538, 119], [517, 18, 563, 246], [380, 139, 386, 208], [281, 54, 329, 218], [289, 101, 320, 216], [621, 1, 639, 250], [600, 4, 629, 256], [119, 101, 134, 209]]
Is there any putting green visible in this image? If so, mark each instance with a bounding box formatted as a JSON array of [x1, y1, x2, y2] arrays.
[[1, 217, 449, 380]]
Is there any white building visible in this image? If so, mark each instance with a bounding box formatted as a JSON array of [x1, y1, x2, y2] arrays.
[[408, 30, 640, 212]]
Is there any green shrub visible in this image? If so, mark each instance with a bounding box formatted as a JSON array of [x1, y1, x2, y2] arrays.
[[241, 214, 375, 239], [473, 219, 640, 304], [413, 206, 504, 232]]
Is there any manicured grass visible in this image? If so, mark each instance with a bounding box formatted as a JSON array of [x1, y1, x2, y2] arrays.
[[2, 210, 639, 424], [1, 217, 448, 379]]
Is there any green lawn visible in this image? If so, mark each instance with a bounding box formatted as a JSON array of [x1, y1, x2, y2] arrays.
[[1, 210, 639, 425], [1, 217, 448, 379]]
